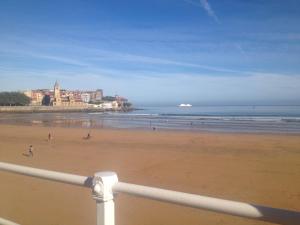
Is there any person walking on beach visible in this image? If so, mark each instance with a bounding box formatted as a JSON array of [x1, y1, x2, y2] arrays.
[[28, 145, 34, 157], [48, 132, 52, 141], [86, 132, 91, 139]]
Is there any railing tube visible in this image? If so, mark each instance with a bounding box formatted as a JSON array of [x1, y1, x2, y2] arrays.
[[0, 217, 21, 225], [0, 162, 90, 187], [113, 182, 300, 225]]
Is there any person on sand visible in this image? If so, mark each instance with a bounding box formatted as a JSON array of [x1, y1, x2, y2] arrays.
[[85, 132, 91, 139], [48, 132, 52, 141], [28, 145, 34, 157]]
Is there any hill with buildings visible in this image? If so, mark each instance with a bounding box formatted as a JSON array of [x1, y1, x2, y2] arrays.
[[0, 81, 132, 112]]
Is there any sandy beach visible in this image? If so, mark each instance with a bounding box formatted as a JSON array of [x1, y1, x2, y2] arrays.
[[0, 124, 300, 225]]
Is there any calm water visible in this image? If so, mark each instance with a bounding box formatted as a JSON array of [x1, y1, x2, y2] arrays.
[[1, 106, 300, 133]]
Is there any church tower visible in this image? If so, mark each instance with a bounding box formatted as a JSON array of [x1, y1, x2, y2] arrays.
[[53, 81, 61, 106]]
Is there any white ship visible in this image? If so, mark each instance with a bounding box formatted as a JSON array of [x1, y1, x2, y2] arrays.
[[178, 103, 192, 107]]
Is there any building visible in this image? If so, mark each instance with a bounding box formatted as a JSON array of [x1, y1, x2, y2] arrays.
[[88, 89, 103, 102], [52, 81, 62, 106], [52, 81, 86, 107], [81, 93, 91, 103], [98, 101, 119, 109], [94, 89, 103, 101], [23, 81, 107, 107], [24, 90, 46, 105]]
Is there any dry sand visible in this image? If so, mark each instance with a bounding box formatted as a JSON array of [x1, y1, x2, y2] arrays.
[[0, 124, 300, 225]]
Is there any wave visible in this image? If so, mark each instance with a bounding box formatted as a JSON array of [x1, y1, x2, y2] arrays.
[[281, 118, 300, 122], [126, 113, 159, 116], [155, 114, 299, 122], [90, 112, 159, 116], [89, 111, 300, 123]]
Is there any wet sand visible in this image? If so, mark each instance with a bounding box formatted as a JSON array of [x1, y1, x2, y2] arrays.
[[0, 124, 299, 225]]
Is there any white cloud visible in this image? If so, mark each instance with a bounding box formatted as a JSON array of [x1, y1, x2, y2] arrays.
[[184, 0, 219, 23], [0, 38, 250, 75], [199, 0, 219, 23], [0, 48, 88, 67]]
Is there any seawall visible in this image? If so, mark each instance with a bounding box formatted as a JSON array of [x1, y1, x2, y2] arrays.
[[0, 106, 132, 113]]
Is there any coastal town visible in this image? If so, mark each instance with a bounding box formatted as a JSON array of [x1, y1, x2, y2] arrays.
[[0, 81, 132, 112]]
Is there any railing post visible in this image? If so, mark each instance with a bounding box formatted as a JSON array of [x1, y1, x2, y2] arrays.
[[92, 172, 118, 225]]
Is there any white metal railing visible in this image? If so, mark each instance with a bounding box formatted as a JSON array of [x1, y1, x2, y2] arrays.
[[0, 162, 300, 225], [0, 217, 21, 225]]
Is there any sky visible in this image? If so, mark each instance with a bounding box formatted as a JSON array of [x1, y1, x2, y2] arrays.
[[0, 0, 300, 105]]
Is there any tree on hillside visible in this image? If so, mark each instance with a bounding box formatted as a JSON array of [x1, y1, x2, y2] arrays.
[[42, 94, 51, 106], [0, 92, 31, 106]]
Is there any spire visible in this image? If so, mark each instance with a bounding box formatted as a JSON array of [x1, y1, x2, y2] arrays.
[[54, 80, 59, 89]]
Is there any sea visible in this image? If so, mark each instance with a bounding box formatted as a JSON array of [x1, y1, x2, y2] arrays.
[[1, 105, 300, 133]]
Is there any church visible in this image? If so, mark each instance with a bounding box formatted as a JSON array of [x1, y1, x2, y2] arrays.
[[52, 81, 86, 107], [24, 81, 103, 106]]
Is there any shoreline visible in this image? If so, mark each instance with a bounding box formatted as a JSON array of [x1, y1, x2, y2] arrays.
[[1, 106, 300, 134], [1, 122, 300, 136]]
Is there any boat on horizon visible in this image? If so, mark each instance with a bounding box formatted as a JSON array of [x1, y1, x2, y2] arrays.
[[178, 103, 192, 107]]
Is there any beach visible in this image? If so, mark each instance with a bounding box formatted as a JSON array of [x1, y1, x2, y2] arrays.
[[0, 124, 300, 225]]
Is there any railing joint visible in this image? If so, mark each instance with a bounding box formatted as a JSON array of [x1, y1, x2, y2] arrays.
[[92, 171, 118, 225]]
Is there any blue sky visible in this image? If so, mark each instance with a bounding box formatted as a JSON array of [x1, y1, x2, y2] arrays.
[[0, 0, 300, 105]]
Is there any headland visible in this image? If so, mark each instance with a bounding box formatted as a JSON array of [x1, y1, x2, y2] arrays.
[[0, 81, 133, 113]]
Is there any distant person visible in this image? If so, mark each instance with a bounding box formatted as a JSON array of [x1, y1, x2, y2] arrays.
[[84, 132, 91, 140], [48, 132, 52, 141], [152, 127, 156, 131], [28, 145, 34, 157]]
